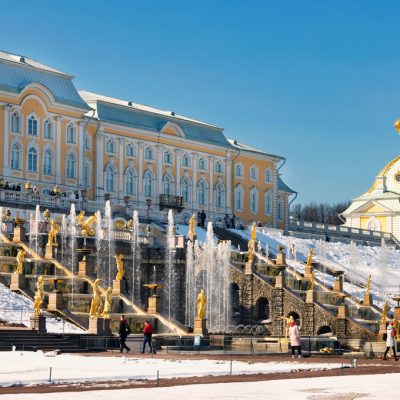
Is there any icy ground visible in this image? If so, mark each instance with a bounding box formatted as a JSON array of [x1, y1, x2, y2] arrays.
[[0, 282, 83, 334], [233, 227, 400, 309], [0, 351, 348, 387], [1, 372, 397, 399]]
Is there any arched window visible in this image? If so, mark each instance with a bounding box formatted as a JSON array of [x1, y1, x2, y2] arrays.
[[11, 112, 20, 133], [164, 150, 173, 164], [126, 143, 134, 157], [66, 153, 76, 179], [125, 168, 136, 195], [278, 195, 283, 220], [181, 177, 191, 203], [43, 149, 53, 175], [199, 157, 207, 171], [198, 180, 207, 205], [83, 162, 90, 188], [11, 143, 21, 170], [215, 161, 223, 174], [250, 165, 258, 180], [265, 169, 272, 183], [235, 163, 243, 177], [250, 187, 258, 213], [28, 147, 38, 172], [182, 154, 190, 167], [28, 115, 38, 136], [257, 298, 270, 320], [84, 132, 91, 150], [234, 184, 244, 211], [264, 189, 272, 216], [66, 124, 76, 144], [144, 170, 153, 197], [105, 164, 116, 192], [215, 183, 224, 208], [144, 147, 153, 160], [163, 174, 174, 195], [43, 119, 53, 139], [106, 139, 115, 153]]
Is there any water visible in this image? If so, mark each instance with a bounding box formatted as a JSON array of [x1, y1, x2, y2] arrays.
[[60, 214, 67, 279], [167, 209, 175, 331], [105, 201, 112, 287], [95, 210, 102, 280], [69, 204, 77, 307], [130, 210, 140, 305]]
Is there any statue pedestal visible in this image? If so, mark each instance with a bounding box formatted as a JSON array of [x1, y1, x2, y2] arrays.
[[103, 318, 111, 335], [88, 317, 105, 335], [30, 315, 46, 333], [306, 290, 315, 304], [193, 318, 208, 336], [337, 304, 347, 318], [147, 295, 159, 314], [10, 272, 25, 291], [13, 226, 26, 242], [304, 264, 313, 279], [47, 292, 63, 311], [276, 253, 286, 266], [78, 260, 88, 277], [112, 280, 125, 295], [275, 270, 285, 288], [363, 293, 373, 307], [333, 277, 343, 292], [244, 261, 254, 275], [45, 244, 56, 260]]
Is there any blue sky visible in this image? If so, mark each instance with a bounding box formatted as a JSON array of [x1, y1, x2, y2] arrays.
[[1, 1, 400, 204]]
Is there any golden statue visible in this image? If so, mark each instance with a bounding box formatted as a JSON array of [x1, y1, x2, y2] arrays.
[[366, 274, 371, 295], [280, 315, 294, 338], [77, 210, 85, 225], [89, 278, 103, 318], [310, 271, 315, 291], [394, 119, 400, 133], [77, 211, 97, 237], [15, 249, 26, 274], [196, 289, 207, 319], [247, 222, 257, 263], [47, 219, 59, 246], [33, 276, 44, 317], [116, 220, 126, 229], [306, 248, 314, 267], [127, 219, 133, 229], [101, 287, 113, 319], [381, 301, 390, 324], [188, 214, 197, 242], [115, 254, 124, 281], [394, 319, 399, 341], [146, 225, 152, 237]]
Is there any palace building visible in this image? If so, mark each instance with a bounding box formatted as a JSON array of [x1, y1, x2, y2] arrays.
[[342, 156, 400, 240], [0, 50, 295, 228]]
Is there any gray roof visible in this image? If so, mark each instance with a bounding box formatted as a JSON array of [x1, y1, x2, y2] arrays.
[[0, 51, 90, 110], [278, 176, 296, 194], [228, 139, 284, 160]]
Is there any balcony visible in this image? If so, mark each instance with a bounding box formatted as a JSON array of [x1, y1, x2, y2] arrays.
[[159, 194, 185, 212]]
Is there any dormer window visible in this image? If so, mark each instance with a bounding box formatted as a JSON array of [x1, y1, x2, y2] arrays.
[[28, 116, 38, 136]]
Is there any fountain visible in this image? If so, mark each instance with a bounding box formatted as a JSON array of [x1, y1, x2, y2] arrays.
[[69, 204, 77, 307], [167, 209, 176, 330], [104, 200, 112, 287], [130, 210, 140, 304]]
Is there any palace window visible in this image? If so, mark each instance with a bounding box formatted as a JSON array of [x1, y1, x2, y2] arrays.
[[182, 154, 190, 167], [28, 147, 38, 172], [164, 150, 173, 165], [11, 143, 21, 170], [163, 174, 174, 195], [265, 169, 272, 183], [106, 139, 115, 154], [278, 196, 283, 220], [43, 149, 54, 175], [198, 180, 207, 205], [126, 143, 134, 157], [250, 187, 258, 214], [105, 164, 116, 192], [84, 132, 91, 150], [83, 162, 90, 188], [234, 185, 244, 211], [264, 189, 272, 216], [215, 161, 223, 174], [181, 177, 191, 203], [144, 171, 153, 197], [43, 119, 53, 139], [250, 165, 258, 180], [235, 163, 243, 177], [11, 112, 21, 133], [66, 153, 76, 179], [66, 124, 76, 144], [215, 183, 224, 208], [125, 168, 136, 195], [144, 147, 153, 160], [28, 116, 38, 136], [199, 157, 207, 171]]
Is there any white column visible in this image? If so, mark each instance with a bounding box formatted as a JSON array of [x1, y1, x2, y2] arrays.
[[78, 122, 85, 188], [95, 131, 104, 203], [156, 145, 163, 201], [138, 142, 144, 203], [55, 116, 62, 184], [225, 152, 232, 214], [2, 105, 10, 177], [192, 152, 198, 210], [209, 156, 214, 213], [118, 138, 124, 200], [272, 160, 278, 228], [175, 149, 181, 196]]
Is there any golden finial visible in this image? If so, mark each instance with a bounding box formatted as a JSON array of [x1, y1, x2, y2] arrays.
[[394, 119, 400, 133], [381, 301, 390, 324]]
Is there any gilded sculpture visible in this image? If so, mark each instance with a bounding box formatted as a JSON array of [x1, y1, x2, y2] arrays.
[[47, 219, 59, 246], [33, 276, 44, 317], [247, 222, 257, 263], [196, 289, 207, 319], [77, 211, 97, 237], [15, 249, 26, 274], [188, 214, 197, 242], [281, 315, 294, 338], [101, 287, 113, 319], [89, 278, 103, 318], [306, 248, 314, 267], [366, 274, 371, 296], [381, 301, 390, 324], [115, 254, 125, 281]]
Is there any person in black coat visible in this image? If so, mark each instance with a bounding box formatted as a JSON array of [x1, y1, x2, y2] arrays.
[[119, 315, 131, 353]]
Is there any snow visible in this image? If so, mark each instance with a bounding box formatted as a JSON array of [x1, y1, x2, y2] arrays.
[[0, 282, 83, 334], [232, 227, 400, 309], [176, 224, 216, 244], [0, 351, 348, 387], [1, 372, 398, 399]]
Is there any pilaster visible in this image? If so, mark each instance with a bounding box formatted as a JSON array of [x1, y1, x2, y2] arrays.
[[175, 149, 181, 196], [209, 156, 213, 213], [192, 152, 198, 210], [138, 141, 144, 203], [2, 104, 10, 177], [118, 138, 124, 200], [55, 116, 62, 184], [225, 152, 232, 214], [95, 130, 105, 204], [156, 145, 163, 200], [78, 121, 85, 188]]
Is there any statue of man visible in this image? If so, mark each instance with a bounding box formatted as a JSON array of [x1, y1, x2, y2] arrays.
[[197, 289, 207, 319], [101, 287, 113, 319], [115, 254, 125, 281], [47, 219, 59, 246], [188, 214, 197, 242], [33, 276, 44, 316], [16, 249, 26, 274], [306, 248, 314, 267], [89, 278, 103, 318]]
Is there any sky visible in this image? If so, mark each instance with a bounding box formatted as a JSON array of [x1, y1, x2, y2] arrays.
[[1, 0, 400, 204]]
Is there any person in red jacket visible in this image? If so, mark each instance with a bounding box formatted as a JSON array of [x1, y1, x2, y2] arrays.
[[142, 320, 154, 354]]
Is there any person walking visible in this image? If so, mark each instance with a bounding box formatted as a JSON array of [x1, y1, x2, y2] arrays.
[[119, 315, 131, 353], [289, 321, 302, 358], [142, 320, 155, 354], [383, 321, 398, 360], [224, 214, 230, 229]]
